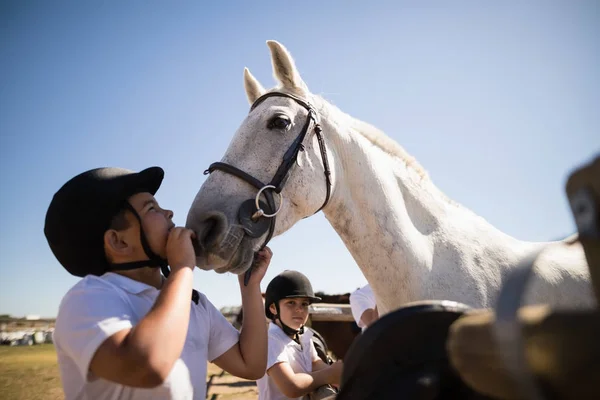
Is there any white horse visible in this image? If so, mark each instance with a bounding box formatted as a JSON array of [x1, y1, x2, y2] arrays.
[[186, 40, 594, 316]]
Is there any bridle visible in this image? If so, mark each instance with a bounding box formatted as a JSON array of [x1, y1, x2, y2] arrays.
[[204, 92, 332, 249], [203, 92, 332, 264]]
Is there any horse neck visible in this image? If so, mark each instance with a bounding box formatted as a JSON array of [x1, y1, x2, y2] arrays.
[[318, 109, 532, 313]]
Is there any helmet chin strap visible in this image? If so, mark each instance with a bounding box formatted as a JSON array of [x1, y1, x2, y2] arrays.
[[108, 202, 199, 304], [274, 303, 305, 343]]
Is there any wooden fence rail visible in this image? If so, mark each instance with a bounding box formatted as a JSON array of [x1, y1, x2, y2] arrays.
[[309, 303, 354, 322]]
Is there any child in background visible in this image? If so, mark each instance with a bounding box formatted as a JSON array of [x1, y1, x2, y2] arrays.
[[257, 270, 343, 400]]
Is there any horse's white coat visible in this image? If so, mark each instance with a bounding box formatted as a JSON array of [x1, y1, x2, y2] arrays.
[[186, 41, 594, 315]]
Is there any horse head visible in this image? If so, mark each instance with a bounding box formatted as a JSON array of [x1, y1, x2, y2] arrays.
[[186, 41, 338, 274]]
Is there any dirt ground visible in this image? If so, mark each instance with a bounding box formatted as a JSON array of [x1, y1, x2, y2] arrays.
[[206, 362, 259, 400]]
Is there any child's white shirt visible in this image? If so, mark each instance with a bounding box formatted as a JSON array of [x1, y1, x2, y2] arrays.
[[257, 322, 320, 400], [53, 272, 239, 400]]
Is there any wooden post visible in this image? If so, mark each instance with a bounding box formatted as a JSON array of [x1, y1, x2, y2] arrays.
[[309, 303, 355, 322], [566, 155, 600, 302], [447, 155, 600, 399]]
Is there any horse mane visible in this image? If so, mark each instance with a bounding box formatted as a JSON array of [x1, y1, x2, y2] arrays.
[[350, 119, 429, 179], [315, 95, 429, 180]]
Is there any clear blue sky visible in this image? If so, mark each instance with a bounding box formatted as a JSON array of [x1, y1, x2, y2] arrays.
[[1, 1, 598, 318]]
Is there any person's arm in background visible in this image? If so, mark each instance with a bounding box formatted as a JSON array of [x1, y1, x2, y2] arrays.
[[359, 305, 378, 328], [349, 284, 378, 330]]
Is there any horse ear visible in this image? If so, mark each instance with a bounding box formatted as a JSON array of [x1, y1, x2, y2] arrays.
[[244, 68, 266, 104], [267, 40, 308, 92]]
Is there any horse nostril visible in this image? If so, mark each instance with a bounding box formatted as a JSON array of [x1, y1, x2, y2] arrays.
[[191, 234, 203, 257], [196, 212, 228, 250], [198, 218, 216, 246]]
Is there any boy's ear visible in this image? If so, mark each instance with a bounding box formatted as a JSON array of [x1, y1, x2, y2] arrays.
[[269, 302, 278, 316], [103, 229, 132, 259]]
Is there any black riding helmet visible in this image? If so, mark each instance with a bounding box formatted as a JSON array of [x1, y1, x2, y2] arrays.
[[44, 166, 168, 277], [265, 270, 321, 336]]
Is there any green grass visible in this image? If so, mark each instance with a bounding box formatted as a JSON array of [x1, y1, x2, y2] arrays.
[[0, 344, 63, 400]]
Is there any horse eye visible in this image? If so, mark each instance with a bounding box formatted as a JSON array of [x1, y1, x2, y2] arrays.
[[267, 115, 291, 130]]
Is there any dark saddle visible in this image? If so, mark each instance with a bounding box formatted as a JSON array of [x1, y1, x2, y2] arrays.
[[336, 301, 493, 400], [307, 326, 334, 365]]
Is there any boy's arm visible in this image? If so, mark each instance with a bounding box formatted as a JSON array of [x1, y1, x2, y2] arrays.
[[212, 247, 272, 380], [89, 228, 196, 387], [268, 360, 343, 398], [312, 358, 329, 372]]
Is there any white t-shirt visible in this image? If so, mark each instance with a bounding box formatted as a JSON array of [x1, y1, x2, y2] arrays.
[[349, 284, 376, 331], [256, 322, 320, 400], [53, 272, 239, 400]]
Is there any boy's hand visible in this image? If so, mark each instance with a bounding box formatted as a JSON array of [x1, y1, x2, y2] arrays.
[[166, 227, 196, 271], [328, 360, 344, 384], [239, 246, 272, 286]]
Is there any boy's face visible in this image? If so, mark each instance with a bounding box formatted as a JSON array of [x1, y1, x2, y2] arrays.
[[272, 297, 311, 330], [126, 192, 175, 259]]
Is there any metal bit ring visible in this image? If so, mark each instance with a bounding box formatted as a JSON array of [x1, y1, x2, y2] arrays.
[[254, 185, 283, 218]]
